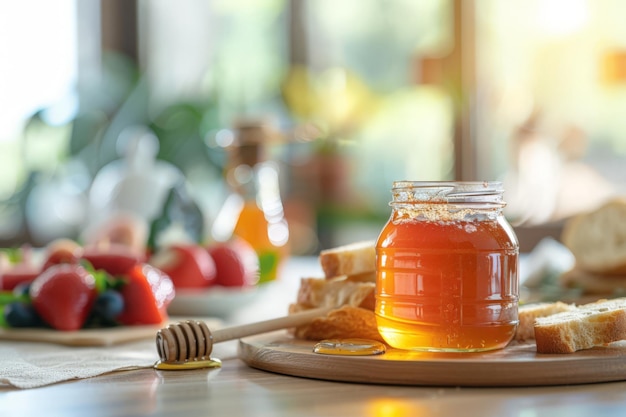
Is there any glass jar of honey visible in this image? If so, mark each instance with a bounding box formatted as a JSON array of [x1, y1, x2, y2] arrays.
[[375, 181, 519, 352]]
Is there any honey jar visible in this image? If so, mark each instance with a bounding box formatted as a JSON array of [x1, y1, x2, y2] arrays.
[[375, 181, 519, 352]]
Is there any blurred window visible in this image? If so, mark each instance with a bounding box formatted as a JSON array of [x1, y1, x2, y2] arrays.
[[139, 0, 288, 120], [0, 0, 79, 243], [296, 0, 455, 210], [0, 0, 78, 200], [475, 0, 626, 228]]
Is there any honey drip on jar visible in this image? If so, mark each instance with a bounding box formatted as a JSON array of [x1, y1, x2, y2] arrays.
[[313, 339, 387, 356]]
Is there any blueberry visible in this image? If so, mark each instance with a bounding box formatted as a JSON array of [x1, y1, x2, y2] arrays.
[[93, 290, 124, 321], [4, 302, 42, 328]]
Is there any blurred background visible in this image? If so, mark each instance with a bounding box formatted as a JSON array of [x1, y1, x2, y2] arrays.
[[1, 0, 626, 255]]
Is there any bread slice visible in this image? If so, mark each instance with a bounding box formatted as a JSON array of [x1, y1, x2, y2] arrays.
[[294, 276, 375, 311], [515, 301, 574, 341], [290, 305, 384, 343], [289, 274, 378, 342], [561, 199, 626, 274], [534, 298, 626, 353], [289, 240, 379, 343], [319, 240, 376, 279]]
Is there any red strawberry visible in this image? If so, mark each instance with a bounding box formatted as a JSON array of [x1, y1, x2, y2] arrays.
[[29, 264, 97, 331], [117, 263, 175, 325], [149, 244, 217, 289], [82, 244, 143, 276], [208, 239, 259, 287]]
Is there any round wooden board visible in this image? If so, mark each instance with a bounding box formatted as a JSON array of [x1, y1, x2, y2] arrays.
[[238, 332, 626, 387]]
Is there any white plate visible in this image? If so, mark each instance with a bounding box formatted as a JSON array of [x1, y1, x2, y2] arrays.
[[167, 286, 262, 318]]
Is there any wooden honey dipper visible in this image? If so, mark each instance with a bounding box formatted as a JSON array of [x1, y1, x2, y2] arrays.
[[154, 306, 334, 370]]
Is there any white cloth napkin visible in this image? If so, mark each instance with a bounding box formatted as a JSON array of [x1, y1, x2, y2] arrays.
[[0, 339, 157, 389]]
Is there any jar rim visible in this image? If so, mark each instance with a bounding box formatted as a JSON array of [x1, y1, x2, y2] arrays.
[[391, 181, 505, 207], [392, 181, 502, 191]]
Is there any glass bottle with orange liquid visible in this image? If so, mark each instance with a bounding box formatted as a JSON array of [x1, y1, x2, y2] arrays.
[[375, 181, 519, 352], [211, 120, 289, 284]]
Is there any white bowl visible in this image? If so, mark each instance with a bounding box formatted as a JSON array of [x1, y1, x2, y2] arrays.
[[167, 285, 262, 318]]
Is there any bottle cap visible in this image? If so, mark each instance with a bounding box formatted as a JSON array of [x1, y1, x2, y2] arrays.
[[229, 118, 280, 167]]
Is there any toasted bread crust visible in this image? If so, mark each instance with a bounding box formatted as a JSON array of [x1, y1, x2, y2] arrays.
[[319, 240, 376, 278], [291, 305, 384, 343], [534, 298, 626, 353]]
